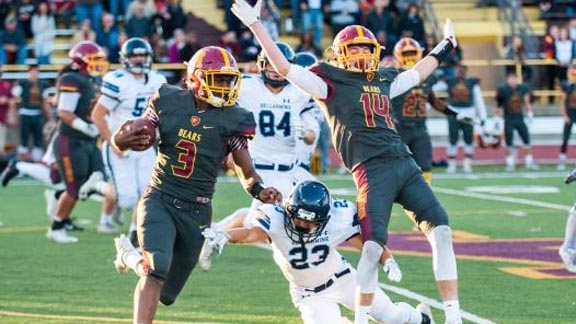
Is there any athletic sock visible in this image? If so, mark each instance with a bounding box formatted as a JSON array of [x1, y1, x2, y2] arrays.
[[443, 300, 462, 324]]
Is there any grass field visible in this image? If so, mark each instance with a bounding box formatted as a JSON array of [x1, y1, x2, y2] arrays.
[[1, 167, 575, 324]]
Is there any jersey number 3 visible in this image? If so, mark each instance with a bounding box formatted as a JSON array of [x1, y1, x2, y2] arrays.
[[171, 139, 197, 178], [359, 93, 394, 128]]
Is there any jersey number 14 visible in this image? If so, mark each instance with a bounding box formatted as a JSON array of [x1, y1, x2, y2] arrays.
[[359, 93, 394, 128]]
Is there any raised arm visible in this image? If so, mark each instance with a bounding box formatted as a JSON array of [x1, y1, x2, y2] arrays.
[[232, 0, 328, 99]]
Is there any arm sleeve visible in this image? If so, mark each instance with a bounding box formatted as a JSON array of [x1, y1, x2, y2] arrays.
[[390, 69, 421, 99], [286, 64, 329, 99], [57, 92, 81, 113], [227, 135, 249, 152], [473, 85, 487, 120]]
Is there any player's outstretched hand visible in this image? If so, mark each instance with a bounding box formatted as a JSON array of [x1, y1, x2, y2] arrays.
[[383, 258, 402, 282], [444, 18, 457, 48], [111, 119, 151, 152], [201, 227, 231, 255], [231, 0, 262, 27], [259, 187, 282, 204], [564, 169, 576, 184]]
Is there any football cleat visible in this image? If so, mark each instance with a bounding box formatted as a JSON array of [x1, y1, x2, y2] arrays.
[[46, 228, 78, 244], [63, 218, 84, 231], [114, 234, 141, 273], [1, 158, 19, 187], [97, 223, 120, 235], [559, 245, 576, 273], [564, 169, 576, 184], [198, 239, 214, 271], [416, 303, 435, 324], [79, 171, 104, 201], [44, 189, 57, 219], [446, 161, 456, 174]]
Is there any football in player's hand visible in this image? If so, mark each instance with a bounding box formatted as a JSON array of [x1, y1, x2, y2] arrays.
[[130, 117, 156, 151]]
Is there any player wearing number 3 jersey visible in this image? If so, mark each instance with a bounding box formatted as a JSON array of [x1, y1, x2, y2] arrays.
[[110, 46, 282, 324], [230, 0, 463, 322]]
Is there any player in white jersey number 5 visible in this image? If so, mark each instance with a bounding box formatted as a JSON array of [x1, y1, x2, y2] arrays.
[[91, 37, 167, 241], [201, 181, 434, 324]]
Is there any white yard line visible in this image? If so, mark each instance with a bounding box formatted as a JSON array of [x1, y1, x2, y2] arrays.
[[379, 283, 498, 324], [434, 187, 572, 211]]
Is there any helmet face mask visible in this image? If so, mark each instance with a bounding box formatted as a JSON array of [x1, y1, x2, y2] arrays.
[[120, 38, 153, 74], [257, 42, 295, 88], [284, 181, 331, 244], [69, 41, 109, 77], [333, 26, 380, 73], [186, 46, 241, 108], [393, 37, 423, 68]]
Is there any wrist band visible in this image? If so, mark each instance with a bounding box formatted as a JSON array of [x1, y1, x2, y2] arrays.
[[250, 182, 266, 200]]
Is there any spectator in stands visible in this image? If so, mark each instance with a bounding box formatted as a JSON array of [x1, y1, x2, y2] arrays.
[[0, 17, 27, 65], [376, 30, 393, 57], [149, 12, 165, 39], [0, 77, 16, 158], [12, 65, 49, 161], [75, 0, 103, 33], [150, 33, 169, 63], [31, 2, 56, 64], [178, 30, 202, 62], [295, 31, 322, 57], [72, 19, 96, 43], [219, 30, 242, 59], [125, 0, 156, 21], [16, 0, 35, 38], [96, 13, 120, 55], [107, 31, 127, 63], [505, 35, 532, 84], [366, 0, 396, 45], [161, 0, 186, 41], [329, 0, 359, 36], [0, 0, 13, 29], [109, 0, 131, 19], [168, 29, 186, 63], [261, 0, 281, 41], [239, 30, 259, 61], [49, 0, 74, 28], [569, 18, 576, 42], [301, 0, 326, 47], [398, 3, 424, 44], [556, 27, 575, 84], [541, 24, 559, 104], [125, 2, 150, 39]]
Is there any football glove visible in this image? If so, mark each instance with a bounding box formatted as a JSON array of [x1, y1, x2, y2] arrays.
[[443, 18, 457, 48], [231, 0, 262, 27], [456, 113, 474, 125], [201, 227, 231, 255], [382, 258, 402, 282], [564, 169, 576, 184]]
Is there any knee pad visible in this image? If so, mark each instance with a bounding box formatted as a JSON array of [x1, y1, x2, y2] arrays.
[[356, 241, 383, 294], [446, 145, 457, 158], [426, 225, 458, 281], [159, 294, 176, 306]]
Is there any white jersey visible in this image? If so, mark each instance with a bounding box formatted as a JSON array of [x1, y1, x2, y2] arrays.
[[252, 199, 358, 288], [98, 69, 166, 132], [295, 99, 322, 166], [238, 75, 316, 165]]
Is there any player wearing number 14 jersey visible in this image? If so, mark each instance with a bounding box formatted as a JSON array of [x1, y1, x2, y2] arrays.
[[230, 1, 463, 321], [92, 37, 167, 238]]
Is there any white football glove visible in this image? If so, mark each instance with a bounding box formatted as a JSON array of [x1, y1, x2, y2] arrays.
[[231, 0, 262, 27], [201, 227, 231, 255], [382, 258, 402, 282], [456, 113, 474, 125], [443, 18, 457, 48], [72, 118, 100, 138], [525, 111, 534, 126]]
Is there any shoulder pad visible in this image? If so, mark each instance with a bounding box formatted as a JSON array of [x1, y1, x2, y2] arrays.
[[158, 83, 185, 97], [58, 72, 82, 92], [113, 70, 125, 78], [378, 67, 400, 81]]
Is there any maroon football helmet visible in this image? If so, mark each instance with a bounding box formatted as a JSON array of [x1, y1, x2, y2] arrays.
[[394, 37, 423, 68], [68, 41, 109, 77], [185, 46, 241, 107], [332, 25, 380, 72]]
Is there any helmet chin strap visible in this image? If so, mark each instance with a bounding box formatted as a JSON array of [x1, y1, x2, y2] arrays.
[[262, 71, 288, 88]]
